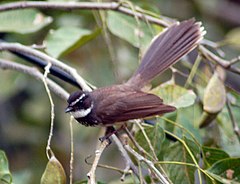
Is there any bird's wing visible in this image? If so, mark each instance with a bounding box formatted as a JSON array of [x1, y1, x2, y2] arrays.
[[93, 88, 175, 125]]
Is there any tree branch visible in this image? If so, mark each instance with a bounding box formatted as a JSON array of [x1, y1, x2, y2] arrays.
[[0, 42, 91, 91], [111, 134, 141, 182], [199, 45, 240, 75], [87, 139, 110, 184], [0, 58, 68, 100], [124, 144, 171, 184], [0, 1, 170, 27], [11, 51, 81, 88]]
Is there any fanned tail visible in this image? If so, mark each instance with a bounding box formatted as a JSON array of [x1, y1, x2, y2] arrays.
[[127, 19, 205, 89]]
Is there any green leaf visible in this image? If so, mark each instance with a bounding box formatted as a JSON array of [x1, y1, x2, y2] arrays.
[[202, 146, 230, 166], [207, 158, 240, 183], [0, 9, 52, 34], [225, 27, 240, 49], [0, 150, 12, 184], [45, 27, 100, 58], [107, 11, 159, 50], [176, 104, 202, 143], [163, 137, 200, 184], [218, 106, 240, 138], [151, 84, 197, 108], [41, 155, 66, 184], [217, 106, 240, 157], [135, 123, 165, 156]]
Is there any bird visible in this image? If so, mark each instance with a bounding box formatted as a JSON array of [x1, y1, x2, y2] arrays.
[[65, 19, 204, 133]]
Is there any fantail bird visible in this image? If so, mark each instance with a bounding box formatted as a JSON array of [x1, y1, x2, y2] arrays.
[[65, 19, 205, 128]]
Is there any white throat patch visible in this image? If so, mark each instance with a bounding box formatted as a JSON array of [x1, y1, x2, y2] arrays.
[[71, 103, 93, 118]]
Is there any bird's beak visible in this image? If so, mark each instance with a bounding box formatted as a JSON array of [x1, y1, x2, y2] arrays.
[[65, 106, 73, 113]]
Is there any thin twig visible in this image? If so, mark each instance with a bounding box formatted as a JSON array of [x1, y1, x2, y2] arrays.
[[229, 55, 240, 65], [135, 121, 158, 160], [163, 131, 204, 184], [199, 46, 229, 67], [0, 1, 170, 27], [124, 144, 170, 184], [123, 126, 155, 160], [87, 139, 110, 184], [226, 98, 240, 142], [184, 55, 202, 88], [94, 2, 120, 81], [201, 39, 225, 57], [121, 162, 131, 182], [85, 156, 132, 175], [0, 58, 68, 100], [43, 62, 55, 160], [170, 66, 189, 78], [111, 134, 142, 182], [69, 116, 74, 184], [199, 45, 240, 75], [138, 160, 144, 184], [134, 122, 170, 180]]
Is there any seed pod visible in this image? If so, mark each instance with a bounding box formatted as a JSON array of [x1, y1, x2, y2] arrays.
[[199, 66, 226, 128], [203, 67, 226, 113]]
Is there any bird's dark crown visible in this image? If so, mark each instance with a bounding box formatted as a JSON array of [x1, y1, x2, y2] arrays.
[[66, 91, 92, 112], [68, 91, 86, 104]]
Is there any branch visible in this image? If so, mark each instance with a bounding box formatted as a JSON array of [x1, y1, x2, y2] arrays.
[[226, 98, 240, 141], [0, 42, 91, 92], [12, 51, 81, 88], [2, 1, 240, 79], [199, 45, 240, 75], [136, 120, 158, 160], [123, 126, 155, 160], [111, 134, 141, 182], [124, 144, 171, 184], [0, 1, 170, 27], [87, 139, 110, 184], [0, 58, 68, 100]]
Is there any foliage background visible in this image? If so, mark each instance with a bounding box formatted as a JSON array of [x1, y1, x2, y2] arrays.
[[0, 0, 240, 183]]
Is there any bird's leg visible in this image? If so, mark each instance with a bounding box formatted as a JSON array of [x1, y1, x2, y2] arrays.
[[99, 126, 115, 143], [99, 125, 126, 143]]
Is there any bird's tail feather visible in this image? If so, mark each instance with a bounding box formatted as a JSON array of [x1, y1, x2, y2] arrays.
[[127, 19, 205, 89]]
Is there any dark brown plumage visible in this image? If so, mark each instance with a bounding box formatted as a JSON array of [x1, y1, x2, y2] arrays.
[[65, 19, 204, 127], [128, 19, 203, 88]]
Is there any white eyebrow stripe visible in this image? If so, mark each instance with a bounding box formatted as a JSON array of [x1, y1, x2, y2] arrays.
[[71, 93, 86, 106]]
